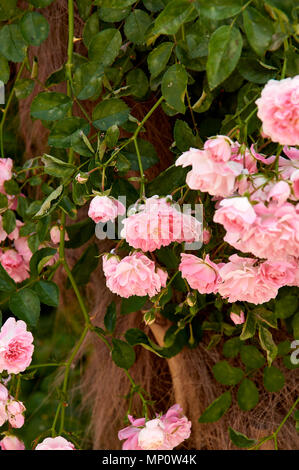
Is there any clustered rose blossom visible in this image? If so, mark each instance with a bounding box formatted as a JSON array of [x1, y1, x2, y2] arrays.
[[35, 436, 75, 450], [0, 435, 25, 450], [88, 195, 125, 224], [0, 158, 13, 192], [0, 249, 30, 283], [103, 252, 167, 298], [121, 196, 201, 252], [0, 384, 26, 429], [118, 404, 191, 450], [256, 76, 299, 145], [0, 317, 34, 374], [179, 254, 221, 294]]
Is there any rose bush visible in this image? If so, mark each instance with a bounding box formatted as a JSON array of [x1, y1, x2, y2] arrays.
[[0, 0, 298, 451]]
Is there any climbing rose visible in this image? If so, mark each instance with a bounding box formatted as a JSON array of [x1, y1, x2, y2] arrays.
[[0, 435, 25, 450], [6, 400, 26, 428], [118, 404, 191, 450], [0, 158, 13, 192], [121, 196, 201, 252], [88, 195, 125, 224], [259, 260, 297, 288], [50, 225, 69, 245], [0, 249, 29, 283], [213, 197, 256, 233], [204, 136, 232, 162], [0, 317, 34, 374], [179, 254, 220, 294], [14, 237, 32, 265], [230, 311, 245, 325], [256, 76, 299, 145], [35, 437, 75, 450], [103, 252, 167, 298], [175, 148, 243, 197]]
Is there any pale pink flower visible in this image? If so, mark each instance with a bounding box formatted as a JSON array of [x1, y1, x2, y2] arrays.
[[204, 136, 232, 162], [6, 400, 25, 428], [138, 418, 166, 450], [256, 76, 299, 145], [14, 237, 32, 265], [50, 225, 69, 245], [0, 158, 13, 192], [35, 436, 75, 450], [230, 311, 245, 325], [0, 317, 34, 374], [0, 249, 29, 283], [88, 196, 125, 224], [218, 254, 278, 304], [231, 143, 257, 174], [118, 416, 146, 450], [103, 252, 167, 298], [176, 148, 243, 197], [161, 404, 192, 449], [203, 229, 211, 244], [121, 197, 201, 252], [283, 146, 299, 160], [213, 197, 256, 233], [267, 181, 291, 206], [0, 384, 8, 402], [0, 401, 7, 427], [259, 260, 297, 288], [179, 254, 220, 294], [0, 435, 25, 450]]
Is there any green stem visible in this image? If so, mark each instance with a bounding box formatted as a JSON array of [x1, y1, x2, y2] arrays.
[[63, 260, 91, 326], [133, 137, 145, 197]]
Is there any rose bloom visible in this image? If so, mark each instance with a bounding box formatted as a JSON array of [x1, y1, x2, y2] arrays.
[[88, 195, 125, 224], [0, 317, 34, 374], [256, 76, 299, 145], [259, 260, 297, 288], [103, 252, 167, 298], [14, 237, 32, 265], [230, 311, 245, 325], [0, 435, 25, 450], [0, 158, 13, 192], [0, 218, 22, 243], [50, 225, 69, 245], [121, 197, 201, 252], [118, 404, 191, 450], [179, 254, 220, 294], [35, 436, 75, 450], [6, 400, 25, 428], [218, 254, 278, 304], [0, 249, 30, 283], [175, 148, 243, 197], [213, 197, 256, 233], [204, 136, 232, 162]]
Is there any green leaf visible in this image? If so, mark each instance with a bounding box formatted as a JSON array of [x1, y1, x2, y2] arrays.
[[161, 64, 188, 113], [243, 7, 274, 57], [65, 218, 95, 249], [143, 0, 165, 11], [0, 264, 16, 292], [73, 61, 104, 100], [98, 6, 130, 22], [92, 99, 130, 131], [0, 0, 18, 21], [195, 0, 243, 20], [42, 154, 75, 181], [111, 338, 136, 370], [240, 310, 256, 340], [14, 78, 35, 100], [148, 42, 173, 79], [146, 165, 188, 196], [9, 289, 40, 327], [2, 209, 16, 235], [213, 360, 244, 386], [126, 69, 149, 99], [292, 312, 299, 339], [121, 296, 147, 315], [95, 0, 135, 6], [0, 24, 27, 63], [31, 92, 72, 121], [30, 247, 57, 276], [207, 25, 243, 90], [124, 10, 152, 45], [198, 391, 232, 423], [263, 366, 285, 393], [70, 244, 98, 286], [48, 117, 90, 149], [105, 125, 120, 149], [33, 280, 59, 307], [4, 180, 20, 196], [29, 0, 54, 6], [125, 328, 165, 358], [0, 55, 10, 84], [275, 294, 299, 319], [34, 185, 64, 219], [151, 0, 195, 37], [223, 337, 242, 359], [174, 119, 201, 152], [104, 302, 117, 333], [237, 378, 259, 411], [89, 29, 122, 67], [240, 345, 266, 369], [76, 0, 93, 20], [123, 139, 158, 171], [238, 58, 276, 84], [259, 325, 277, 365], [83, 12, 100, 48], [229, 427, 257, 449], [20, 11, 49, 46]]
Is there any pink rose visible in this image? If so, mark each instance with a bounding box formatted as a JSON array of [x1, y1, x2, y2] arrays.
[[103, 252, 167, 298], [0, 435, 25, 450], [118, 416, 146, 450], [230, 311, 245, 325], [204, 136, 232, 162], [50, 225, 69, 245], [256, 76, 299, 145], [267, 181, 291, 206], [88, 196, 125, 224], [0, 317, 34, 374], [35, 436, 75, 450], [203, 228, 211, 244], [0, 158, 13, 192], [138, 418, 166, 450], [175, 148, 243, 197], [218, 254, 278, 304], [14, 237, 32, 265], [121, 197, 201, 252], [6, 400, 25, 428], [179, 253, 220, 294], [214, 197, 256, 233], [259, 260, 297, 288], [161, 404, 192, 449], [0, 249, 30, 283]]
